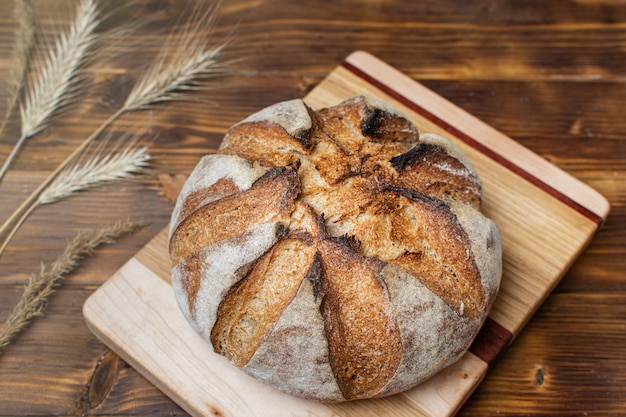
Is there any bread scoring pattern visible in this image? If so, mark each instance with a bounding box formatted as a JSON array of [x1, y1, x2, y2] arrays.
[[169, 95, 502, 401]]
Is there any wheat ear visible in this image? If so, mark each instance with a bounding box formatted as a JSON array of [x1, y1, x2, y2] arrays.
[[0, 0, 101, 184], [0, 0, 37, 137], [38, 142, 151, 205], [0, 0, 229, 257], [123, 1, 227, 111], [0, 220, 145, 352], [0, 137, 150, 258]]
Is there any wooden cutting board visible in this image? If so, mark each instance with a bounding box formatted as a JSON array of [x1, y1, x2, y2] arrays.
[[83, 51, 610, 417]]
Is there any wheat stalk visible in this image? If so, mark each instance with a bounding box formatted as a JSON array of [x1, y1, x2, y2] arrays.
[[0, 0, 229, 257], [10, 0, 37, 101], [39, 143, 151, 205], [0, 0, 101, 184], [123, 0, 227, 111], [20, 0, 100, 136], [0, 220, 145, 352], [0, 140, 151, 258], [0, 0, 37, 137]]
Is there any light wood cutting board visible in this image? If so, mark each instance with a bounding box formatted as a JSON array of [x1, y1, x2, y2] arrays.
[[83, 51, 610, 417]]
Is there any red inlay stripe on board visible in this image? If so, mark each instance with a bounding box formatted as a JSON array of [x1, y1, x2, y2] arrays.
[[468, 317, 513, 366], [341, 61, 604, 226]]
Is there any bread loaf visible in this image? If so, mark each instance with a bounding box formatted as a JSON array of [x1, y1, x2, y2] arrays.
[[169, 95, 502, 402]]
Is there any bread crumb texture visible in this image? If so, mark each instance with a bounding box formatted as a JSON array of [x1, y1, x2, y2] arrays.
[[169, 95, 502, 402]]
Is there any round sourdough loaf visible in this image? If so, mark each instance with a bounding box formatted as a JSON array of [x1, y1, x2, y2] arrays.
[[168, 95, 502, 402]]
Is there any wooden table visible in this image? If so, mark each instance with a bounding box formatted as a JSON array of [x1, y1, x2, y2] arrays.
[[0, 0, 624, 415]]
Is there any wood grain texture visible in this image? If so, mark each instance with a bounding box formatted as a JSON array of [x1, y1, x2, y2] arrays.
[[0, 0, 624, 415], [463, 293, 626, 416], [84, 256, 489, 417], [81, 52, 608, 416]]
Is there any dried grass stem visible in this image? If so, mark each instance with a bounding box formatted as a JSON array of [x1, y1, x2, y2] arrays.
[[123, 1, 226, 110], [0, 0, 228, 257], [0, 220, 145, 352], [0, 109, 123, 255], [0, 0, 37, 136], [0, 0, 101, 183], [0, 125, 149, 258]]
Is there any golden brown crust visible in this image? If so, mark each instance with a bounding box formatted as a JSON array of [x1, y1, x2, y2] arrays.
[[169, 165, 299, 265], [169, 95, 502, 402], [391, 142, 482, 208], [385, 186, 485, 318], [176, 251, 204, 318], [211, 237, 317, 366], [318, 238, 403, 400], [220, 121, 308, 167], [175, 177, 240, 226]]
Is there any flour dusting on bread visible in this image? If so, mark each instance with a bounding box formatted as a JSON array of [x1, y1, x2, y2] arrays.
[[169, 95, 502, 402]]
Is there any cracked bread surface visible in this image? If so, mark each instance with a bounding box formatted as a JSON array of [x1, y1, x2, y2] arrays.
[[169, 95, 502, 402]]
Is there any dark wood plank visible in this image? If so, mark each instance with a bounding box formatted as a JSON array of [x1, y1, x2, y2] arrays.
[[0, 0, 624, 415], [0, 287, 185, 416], [460, 292, 626, 416], [3, 289, 623, 416], [0, 171, 174, 285], [415, 80, 626, 293]]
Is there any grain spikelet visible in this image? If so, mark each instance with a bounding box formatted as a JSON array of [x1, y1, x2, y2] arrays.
[[39, 144, 151, 205], [0, 135, 151, 258], [20, 0, 100, 136], [10, 0, 37, 96], [0, 220, 145, 352], [123, 0, 228, 110], [0, 0, 101, 183], [0, 0, 37, 135], [0, 0, 229, 257]]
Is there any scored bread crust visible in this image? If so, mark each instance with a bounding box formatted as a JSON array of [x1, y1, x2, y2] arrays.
[[169, 95, 502, 402]]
